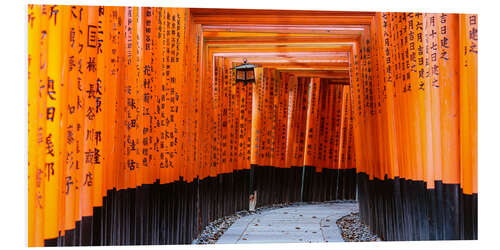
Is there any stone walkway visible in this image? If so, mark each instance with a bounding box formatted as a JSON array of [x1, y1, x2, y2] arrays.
[[216, 202, 359, 244]]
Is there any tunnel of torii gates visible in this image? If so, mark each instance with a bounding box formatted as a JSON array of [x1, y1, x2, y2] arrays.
[[27, 5, 478, 246]]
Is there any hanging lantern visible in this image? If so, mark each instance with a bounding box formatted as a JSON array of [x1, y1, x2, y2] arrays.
[[231, 58, 261, 86]]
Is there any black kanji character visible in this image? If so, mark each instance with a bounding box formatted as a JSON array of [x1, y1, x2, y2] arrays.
[[47, 78, 56, 100], [67, 125, 74, 144], [65, 176, 74, 194], [87, 25, 97, 48], [45, 162, 55, 181], [86, 107, 95, 120], [86, 57, 96, 72], [47, 107, 55, 121], [49, 5, 59, 25], [83, 172, 93, 186]]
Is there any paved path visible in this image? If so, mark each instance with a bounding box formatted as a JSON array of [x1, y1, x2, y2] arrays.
[[216, 202, 358, 244]]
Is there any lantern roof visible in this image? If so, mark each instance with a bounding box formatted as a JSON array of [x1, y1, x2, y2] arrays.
[[231, 63, 261, 70], [231, 58, 261, 70]]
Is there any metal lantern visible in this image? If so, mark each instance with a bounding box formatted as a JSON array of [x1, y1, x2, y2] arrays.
[[231, 58, 261, 86]]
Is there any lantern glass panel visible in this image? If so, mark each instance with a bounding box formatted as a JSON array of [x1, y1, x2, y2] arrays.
[[236, 70, 246, 81], [246, 70, 255, 81]]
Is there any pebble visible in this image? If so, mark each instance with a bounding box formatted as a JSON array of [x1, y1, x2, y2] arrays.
[[336, 212, 378, 242]]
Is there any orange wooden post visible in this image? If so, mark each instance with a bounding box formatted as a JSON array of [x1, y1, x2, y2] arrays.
[[278, 73, 290, 168], [269, 70, 276, 167], [459, 14, 477, 196], [373, 15, 389, 180], [91, 4, 105, 210], [349, 41, 365, 177], [115, 6, 126, 191], [341, 88, 351, 170], [271, 72, 279, 168], [396, 13, 410, 182], [422, 13, 435, 188], [458, 13, 478, 240], [242, 70, 253, 171], [312, 79, 323, 172], [124, 6, 137, 189], [233, 64, 242, 171], [366, 26, 383, 180], [58, 5, 75, 236], [347, 96, 356, 171], [204, 44, 213, 179], [175, 8, 187, 181], [381, 12, 399, 180], [284, 76, 296, 168], [241, 69, 250, 171], [214, 56, 221, 176], [438, 14, 460, 187], [71, 5, 86, 228], [104, 6, 122, 192], [354, 36, 367, 179], [337, 85, 348, 170], [28, 4, 44, 246], [160, 7, 174, 183], [233, 61, 241, 171], [79, 5, 94, 220], [327, 83, 336, 170], [289, 77, 300, 168], [314, 80, 324, 172], [230, 62, 238, 172], [373, 12, 387, 178], [384, 12, 399, 179], [289, 77, 299, 168], [394, 13, 407, 182], [261, 69, 268, 166], [164, 7, 174, 182], [303, 77, 320, 168], [196, 22, 204, 178], [325, 80, 333, 169], [411, 12, 428, 188], [141, 7, 153, 184], [426, 13, 442, 189], [44, 3, 64, 241], [397, 13, 413, 183], [363, 34, 375, 180], [36, 7, 49, 243], [27, 3, 37, 244], [151, 7, 161, 183], [406, 12, 424, 184], [233, 63, 241, 172], [250, 67, 263, 167], [387, 13, 400, 180], [260, 68, 270, 167], [332, 83, 341, 170], [134, 6, 145, 187], [438, 13, 461, 239], [318, 80, 328, 170], [299, 79, 309, 168], [54, 6, 68, 238], [221, 58, 229, 174], [359, 36, 372, 179], [182, 11, 202, 181]]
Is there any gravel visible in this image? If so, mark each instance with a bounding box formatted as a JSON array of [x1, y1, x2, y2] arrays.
[[191, 211, 247, 244], [336, 212, 379, 242]]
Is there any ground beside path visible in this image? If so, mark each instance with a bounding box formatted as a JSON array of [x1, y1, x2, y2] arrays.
[[216, 201, 359, 244]]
